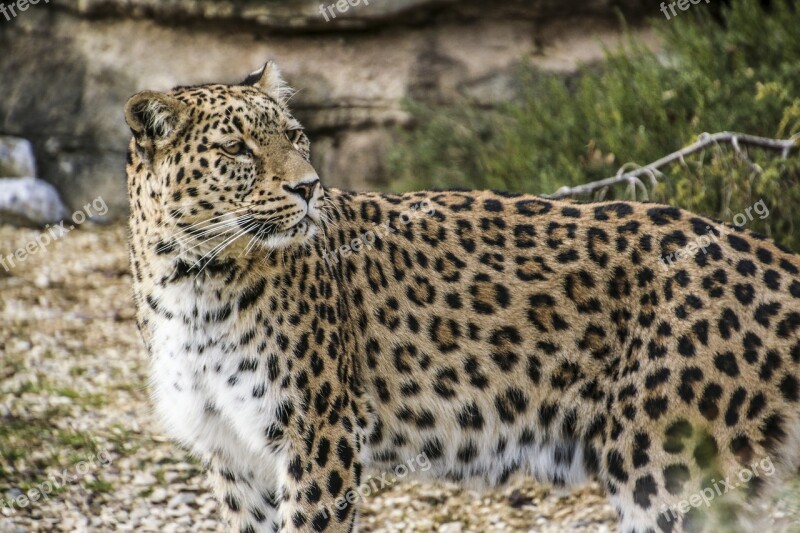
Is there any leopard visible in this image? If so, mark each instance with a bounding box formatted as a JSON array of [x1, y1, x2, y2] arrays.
[[124, 61, 800, 533]]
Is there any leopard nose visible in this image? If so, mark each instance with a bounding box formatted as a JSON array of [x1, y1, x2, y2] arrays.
[[284, 178, 319, 203]]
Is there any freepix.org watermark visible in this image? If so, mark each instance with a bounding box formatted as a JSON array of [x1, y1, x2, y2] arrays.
[[0, 448, 113, 513], [658, 455, 775, 523], [0, 196, 108, 272], [660, 0, 711, 20], [319, 0, 369, 22], [0, 0, 49, 22], [317, 453, 432, 519], [321, 199, 435, 266], [658, 199, 769, 270]]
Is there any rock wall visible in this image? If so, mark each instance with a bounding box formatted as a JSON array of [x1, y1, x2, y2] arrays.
[[0, 0, 656, 219]]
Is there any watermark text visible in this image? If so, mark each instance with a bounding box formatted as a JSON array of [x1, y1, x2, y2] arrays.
[[0, 196, 108, 272], [0, 0, 49, 22]]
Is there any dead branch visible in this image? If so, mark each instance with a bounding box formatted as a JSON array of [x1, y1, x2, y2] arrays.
[[543, 131, 800, 200]]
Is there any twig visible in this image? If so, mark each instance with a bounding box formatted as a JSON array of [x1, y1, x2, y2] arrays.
[[543, 131, 800, 199]]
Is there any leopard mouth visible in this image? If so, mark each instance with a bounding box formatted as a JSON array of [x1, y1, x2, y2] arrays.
[[240, 215, 316, 242], [282, 216, 314, 234]]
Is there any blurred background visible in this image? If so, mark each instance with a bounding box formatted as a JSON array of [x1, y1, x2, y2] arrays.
[[2, 0, 800, 531], [2, 0, 800, 240]]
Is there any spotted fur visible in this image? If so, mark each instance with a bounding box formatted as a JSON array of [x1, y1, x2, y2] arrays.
[[125, 63, 800, 532]]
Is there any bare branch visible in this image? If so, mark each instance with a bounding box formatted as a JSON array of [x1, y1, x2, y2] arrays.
[[543, 131, 800, 200]]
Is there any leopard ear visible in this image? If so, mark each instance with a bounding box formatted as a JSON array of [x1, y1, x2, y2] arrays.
[[124, 91, 187, 163], [244, 61, 295, 105]]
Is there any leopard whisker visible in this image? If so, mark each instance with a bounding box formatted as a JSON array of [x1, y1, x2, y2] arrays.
[[173, 216, 254, 253], [192, 224, 255, 278]]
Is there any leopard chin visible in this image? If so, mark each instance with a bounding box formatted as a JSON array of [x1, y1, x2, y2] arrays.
[[252, 218, 320, 251]]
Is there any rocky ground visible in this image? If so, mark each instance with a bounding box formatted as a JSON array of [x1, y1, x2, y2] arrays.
[[0, 223, 798, 532]]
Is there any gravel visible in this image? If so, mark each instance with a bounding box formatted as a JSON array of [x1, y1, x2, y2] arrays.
[[0, 223, 797, 532]]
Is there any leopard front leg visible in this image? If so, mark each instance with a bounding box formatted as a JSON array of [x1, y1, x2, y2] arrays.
[[273, 425, 362, 533], [208, 452, 282, 533]]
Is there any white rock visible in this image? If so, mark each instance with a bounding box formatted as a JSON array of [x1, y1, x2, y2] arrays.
[[0, 137, 36, 178], [34, 274, 50, 289], [132, 473, 157, 486], [168, 493, 196, 508], [438, 522, 463, 533], [0, 177, 69, 226], [149, 488, 168, 504]]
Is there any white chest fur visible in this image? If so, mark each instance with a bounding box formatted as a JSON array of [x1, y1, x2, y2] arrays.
[[146, 280, 284, 469]]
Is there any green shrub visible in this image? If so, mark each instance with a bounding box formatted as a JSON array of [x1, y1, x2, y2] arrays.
[[386, 0, 800, 250]]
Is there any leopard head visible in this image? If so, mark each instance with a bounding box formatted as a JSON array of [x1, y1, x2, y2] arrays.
[[124, 61, 325, 257]]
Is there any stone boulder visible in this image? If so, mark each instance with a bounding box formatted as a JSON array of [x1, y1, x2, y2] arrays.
[[0, 0, 656, 219], [0, 136, 36, 178], [0, 136, 70, 227], [0, 177, 70, 227], [58, 0, 650, 30]]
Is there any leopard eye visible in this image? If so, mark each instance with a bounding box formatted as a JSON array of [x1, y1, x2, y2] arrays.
[[221, 140, 250, 157], [286, 129, 304, 147]]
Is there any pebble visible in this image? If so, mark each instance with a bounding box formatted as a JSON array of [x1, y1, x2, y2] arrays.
[[168, 493, 196, 508], [149, 488, 168, 504]]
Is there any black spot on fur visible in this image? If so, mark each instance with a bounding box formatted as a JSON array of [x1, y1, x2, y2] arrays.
[[633, 474, 658, 509]]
